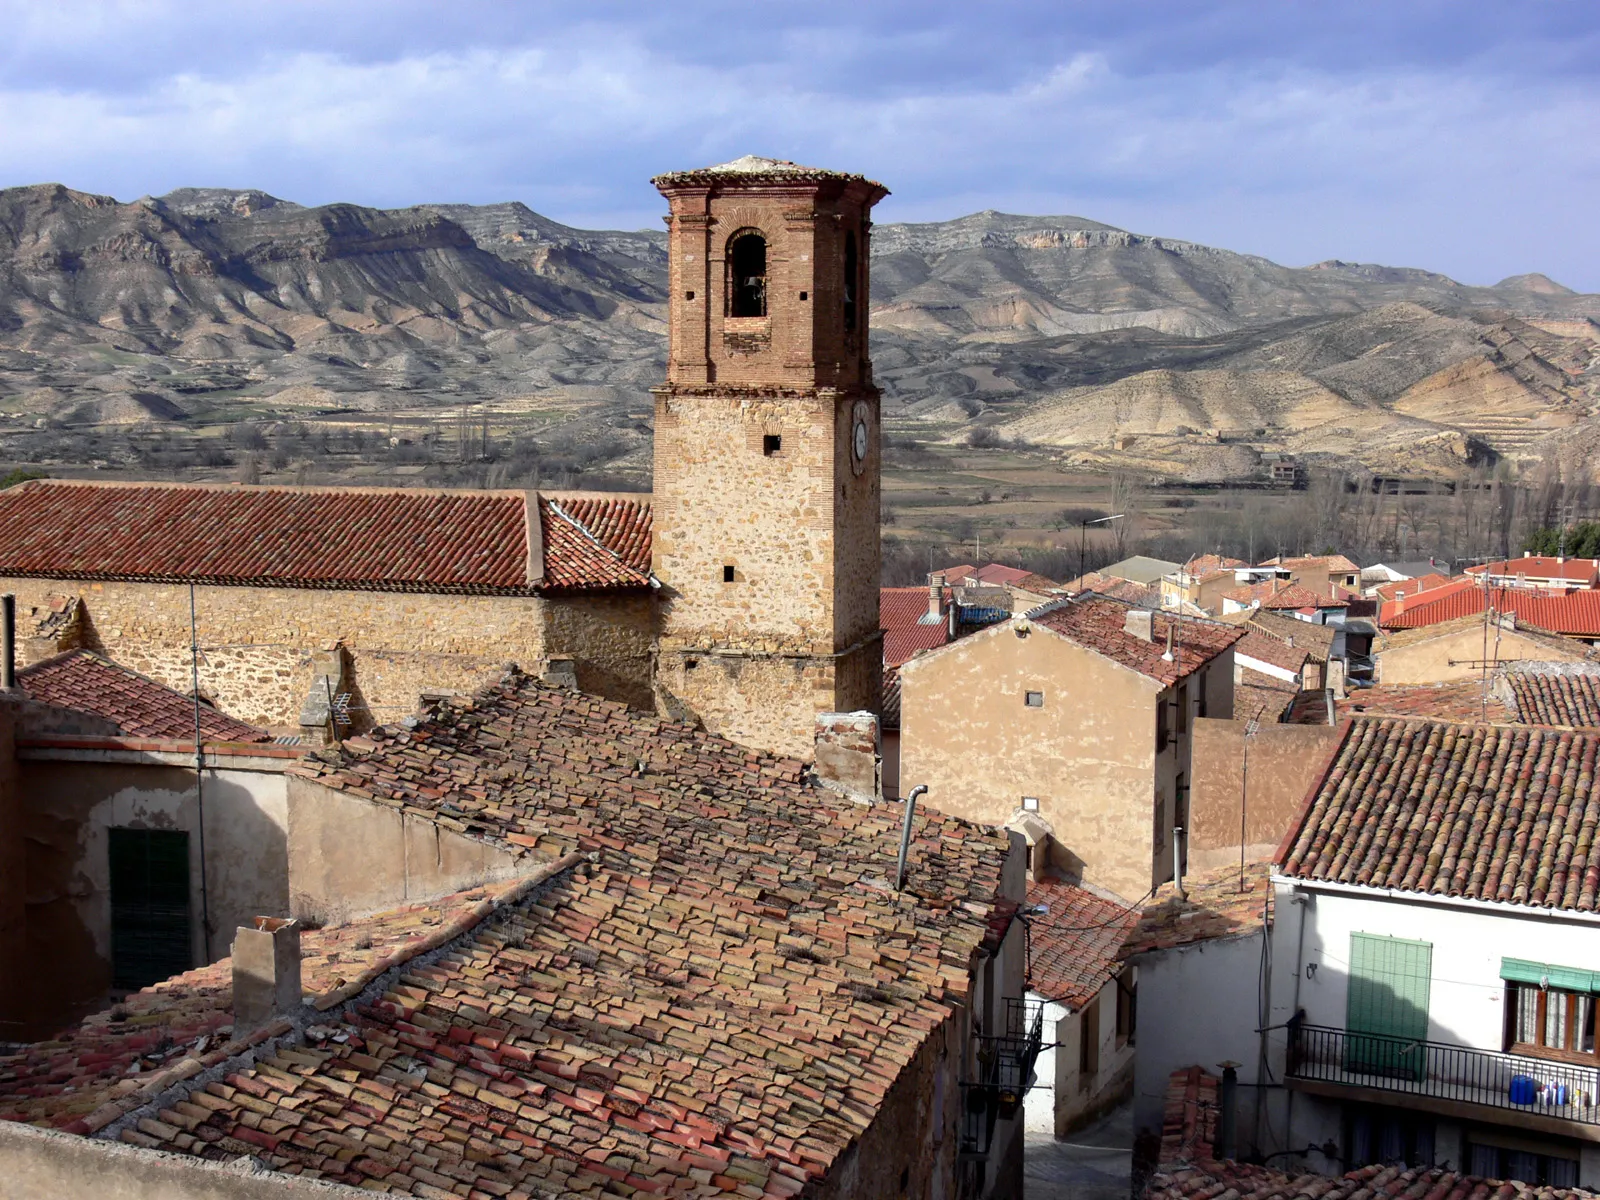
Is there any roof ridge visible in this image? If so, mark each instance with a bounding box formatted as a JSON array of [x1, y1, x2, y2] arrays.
[[543, 497, 653, 586], [19, 477, 537, 500]]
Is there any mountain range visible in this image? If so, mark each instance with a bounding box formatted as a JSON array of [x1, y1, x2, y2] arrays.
[[1, 182, 1595, 482]]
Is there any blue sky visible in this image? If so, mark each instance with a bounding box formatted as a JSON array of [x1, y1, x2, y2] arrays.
[[2, 1, 1597, 290]]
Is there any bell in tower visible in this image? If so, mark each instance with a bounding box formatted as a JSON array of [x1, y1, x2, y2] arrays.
[[650, 156, 889, 759]]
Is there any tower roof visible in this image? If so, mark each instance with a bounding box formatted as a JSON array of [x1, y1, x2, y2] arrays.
[[652, 154, 887, 195]]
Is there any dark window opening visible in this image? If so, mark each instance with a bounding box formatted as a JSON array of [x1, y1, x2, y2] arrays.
[[843, 231, 859, 332], [1507, 982, 1598, 1059], [109, 827, 192, 990], [685, 658, 698, 670], [763, 434, 782, 456], [1347, 1108, 1437, 1172], [1468, 1141, 1578, 1188], [1156, 701, 1170, 752], [1176, 684, 1189, 735], [685, 290, 695, 301], [899, 1168, 910, 1191], [1025, 690, 1044, 707], [723, 565, 735, 583], [728, 232, 767, 317], [799, 290, 808, 301], [1116, 973, 1136, 1046]]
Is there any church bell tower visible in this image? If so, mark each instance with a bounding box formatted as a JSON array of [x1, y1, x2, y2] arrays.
[[650, 156, 888, 758]]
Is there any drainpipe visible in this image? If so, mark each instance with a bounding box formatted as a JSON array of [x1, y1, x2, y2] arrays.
[[1173, 827, 1185, 898], [896, 784, 928, 891]]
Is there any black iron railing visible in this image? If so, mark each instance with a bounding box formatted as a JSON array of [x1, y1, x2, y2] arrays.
[[959, 998, 1048, 1157], [1288, 1023, 1600, 1127]]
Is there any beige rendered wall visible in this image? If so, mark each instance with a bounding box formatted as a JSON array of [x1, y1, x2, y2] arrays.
[[900, 622, 1161, 902], [1377, 624, 1589, 684], [1187, 716, 1341, 873], [14, 757, 289, 1036], [0, 1119, 369, 1200], [285, 776, 522, 923], [0, 576, 654, 730]]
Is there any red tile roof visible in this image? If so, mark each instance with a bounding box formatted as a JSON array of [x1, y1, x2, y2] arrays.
[[1121, 862, 1273, 957], [1281, 716, 1600, 913], [1259, 553, 1360, 575], [1181, 554, 1246, 574], [971, 563, 1035, 586], [879, 585, 946, 630], [1147, 1066, 1591, 1200], [1504, 667, 1600, 727], [884, 626, 950, 668], [1466, 556, 1600, 584], [1026, 880, 1137, 1009], [1235, 669, 1298, 723], [1381, 584, 1600, 637], [18, 651, 270, 742], [881, 667, 903, 730], [0, 480, 652, 595], [1073, 572, 1162, 608], [1218, 581, 1332, 610], [1033, 597, 1243, 686], [1342, 680, 1511, 723], [1233, 630, 1309, 676], [0, 876, 548, 1131], [1373, 572, 1450, 601]]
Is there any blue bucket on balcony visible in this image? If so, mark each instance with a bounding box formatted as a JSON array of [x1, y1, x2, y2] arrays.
[[1510, 1075, 1538, 1105]]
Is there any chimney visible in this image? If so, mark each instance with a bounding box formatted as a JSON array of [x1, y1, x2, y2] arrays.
[[1217, 1062, 1240, 1159], [1327, 657, 1347, 700], [926, 573, 946, 623], [813, 711, 879, 804], [1161, 623, 1175, 662], [1124, 609, 1154, 641], [1, 594, 14, 691], [233, 917, 302, 1028]]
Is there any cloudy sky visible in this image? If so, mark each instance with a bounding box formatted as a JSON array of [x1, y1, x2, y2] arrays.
[[2, 0, 1596, 290]]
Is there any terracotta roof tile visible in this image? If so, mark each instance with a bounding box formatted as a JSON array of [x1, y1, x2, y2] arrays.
[[1245, 610, 1336, 660], [1373, 572, 1450, 601], [1280, 716, 1600, 913], [1235, 669, 1298, 723], [1026, 881, 1137, 1009], [1072, 572, 1163, 608], [1217, 581, 1331, 610], [1504, 666, 1600, 727], [1149, 1066, 1593, 1200], [1466, 556, 1600, 584], [1181, 554, 1247, 574], [1233, 630, 1309, 676], [22, 675, 1015, 1194], [881, 667, 903, 730], [18, 651, 270, 742], [0, 480, 651, 595], [1342, 680, 1512, 723], [1033, 597, 1243, 687], [1381, 585, 1600, 637], [1120, 862, 1272, 958], [880, 585, 945, 630]]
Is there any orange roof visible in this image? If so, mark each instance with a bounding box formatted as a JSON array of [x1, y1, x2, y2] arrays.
[[1033, 597, 1243, 686], [1466, 556, 1600, 583], [1217, 580, 1329, 610], [1382, 584, 1600, 636], [0, 480, 652, 594], [1026, 880, 1137, 1009], [19, 651, 270, 742], [1181, 554, 1246, 574], [1373, 572, 1449, 601]]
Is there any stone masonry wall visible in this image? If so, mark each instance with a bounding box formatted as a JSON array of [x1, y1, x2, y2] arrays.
[[0, 577, 652, 730]]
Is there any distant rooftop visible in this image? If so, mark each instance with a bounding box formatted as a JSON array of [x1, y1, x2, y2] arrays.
[[19, 650, 270, 742]]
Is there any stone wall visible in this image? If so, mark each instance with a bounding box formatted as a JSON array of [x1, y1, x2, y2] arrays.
[[0, 576, 653, 730]]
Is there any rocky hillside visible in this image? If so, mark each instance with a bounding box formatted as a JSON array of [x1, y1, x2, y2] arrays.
[[0, 184, 1596, 481]]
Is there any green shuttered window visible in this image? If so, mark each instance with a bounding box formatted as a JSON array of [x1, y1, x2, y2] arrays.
[[1346, 933, 1432, 1080]]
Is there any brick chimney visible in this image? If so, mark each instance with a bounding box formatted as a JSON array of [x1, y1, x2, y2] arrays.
[[1124, 609, 1154, 641], [924, 573, 946, 624], [813, 711, 879, 804], [233, 917, 301, 1028]]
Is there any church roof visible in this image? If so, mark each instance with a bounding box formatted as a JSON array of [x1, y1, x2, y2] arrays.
[[653, 155, 888, 194]]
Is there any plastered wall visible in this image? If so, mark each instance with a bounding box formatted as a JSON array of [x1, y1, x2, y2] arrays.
[[1377, 624, 1588, 685], [285, 776, 523, 923], [14, 755, 289, 1036], [1187, 717, 1341, 874], [0, 576, 654, 730]]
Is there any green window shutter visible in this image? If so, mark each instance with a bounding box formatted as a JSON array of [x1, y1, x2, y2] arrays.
[[1346, 933, 1432, 1080], [1501, 958, 1598, 993], [109, 828, 192, 990]]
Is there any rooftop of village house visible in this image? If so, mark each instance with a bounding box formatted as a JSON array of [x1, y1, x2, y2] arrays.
[[0, 479, 652, 594], [1120, 862, 1273, 959], [1027, 596, 1244, 687], [1025, 879, 1138, 1011], [1280, 715, 1600, 913], [0, 672, 1017, 1195]]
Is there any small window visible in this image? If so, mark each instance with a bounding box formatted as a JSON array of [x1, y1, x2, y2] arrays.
[[763, 434, 782, 456], [722, 565, 735, 583], [1025, 690, 1044, 707], [1508, 982, 1598, 1059], [1116, 973, 1136, 1046], [799, 291, 808, 301], [684, 658, 698, 671], [728, 232, 767, 317], [1156, 700, 1170, 751], [685, 290, 695, 301]]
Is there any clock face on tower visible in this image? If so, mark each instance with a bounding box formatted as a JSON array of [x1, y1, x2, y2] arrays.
[[851, 401, 871, 476]]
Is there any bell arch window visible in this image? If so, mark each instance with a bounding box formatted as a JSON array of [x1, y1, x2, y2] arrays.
[[727, 231, 767, 317], [844, 230, 859, 332]]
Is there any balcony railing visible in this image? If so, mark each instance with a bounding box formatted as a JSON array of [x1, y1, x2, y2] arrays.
[[1288, 1023, 1600, 1127]]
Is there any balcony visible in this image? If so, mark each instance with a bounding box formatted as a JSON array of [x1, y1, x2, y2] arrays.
[[1288, 1024, 1600, 1140]]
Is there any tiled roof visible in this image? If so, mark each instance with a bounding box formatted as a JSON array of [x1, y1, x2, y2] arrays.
[[1026, 880, 1137, 1009], [0, 480, 652, 595], [1374, 572, 1450, 601], [1120, 862, 1273, 958], [1342, 680, 1511, 723], [971, 563, 1035, 586], [881, 667, 903, 731], [1281, 716, 1600, 913], [1072, 572, 1163, 608], [1217, 581, 1330, 610], [1235, 668, 1298, 723], [1033, 597, 1243, 687], [1466, 556, 1600, 583], [1180, 554, 1246, 574], [18, 651, 270, 742], [1245, 610, 1335, 659], [1259, 553, 1360, 575], [1150, 1066, 1593, 1200], [1380, 585, 1600, 637], [0, 877, 545, 1131], [1504, 666, 1600, 727], [1233, 630, 1308, 676], [879, 585, 943, 630], [936, 563, 977, 582], [1282, 689, 1335, 726], [1011, 572, 1061, 593], [884, 626, 950, 669]]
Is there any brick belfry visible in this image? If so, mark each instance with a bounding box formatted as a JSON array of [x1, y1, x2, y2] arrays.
[[650, 156, 888, 758]]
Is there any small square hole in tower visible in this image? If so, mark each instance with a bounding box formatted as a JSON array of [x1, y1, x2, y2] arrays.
[[723, 564, 735, 583], [1025, 690, 1044, 707], [763, 434, 781, 456]]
